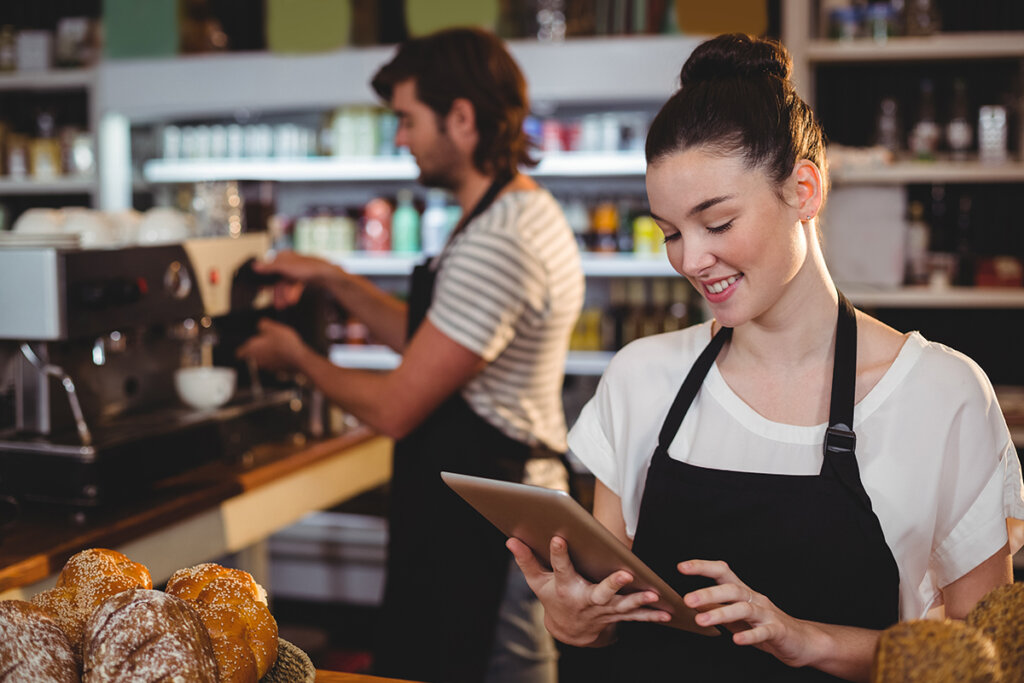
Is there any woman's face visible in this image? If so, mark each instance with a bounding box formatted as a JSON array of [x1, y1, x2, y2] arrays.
[[646, 146, 810, 328]]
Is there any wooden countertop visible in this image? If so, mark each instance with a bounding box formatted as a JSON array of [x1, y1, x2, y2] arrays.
[[316, 672, 417, 682], [0, 427, 393, 597]]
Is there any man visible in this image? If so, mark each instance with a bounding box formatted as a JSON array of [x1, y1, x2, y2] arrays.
[[238, 27, 584, 683]]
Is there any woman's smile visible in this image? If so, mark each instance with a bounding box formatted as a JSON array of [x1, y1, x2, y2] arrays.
[[702, 273, 743, 301]]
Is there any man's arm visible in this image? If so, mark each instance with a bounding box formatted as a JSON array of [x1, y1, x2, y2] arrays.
[[278, 318, 486, 439]]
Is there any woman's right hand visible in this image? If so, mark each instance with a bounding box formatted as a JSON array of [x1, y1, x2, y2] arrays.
[[507, 536, 671, 647]]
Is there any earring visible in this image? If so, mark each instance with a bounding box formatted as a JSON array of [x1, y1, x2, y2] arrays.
[[804, 215, 814, 220]]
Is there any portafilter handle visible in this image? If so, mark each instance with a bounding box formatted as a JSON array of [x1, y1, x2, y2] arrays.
[[19, 343, 93, 447]]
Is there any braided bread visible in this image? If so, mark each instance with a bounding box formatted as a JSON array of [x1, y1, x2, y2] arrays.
[[0, 599, 79, 682], [871, 619, 1001, 683], [30, 548, 152, 661], [165, 563, 278, 683]]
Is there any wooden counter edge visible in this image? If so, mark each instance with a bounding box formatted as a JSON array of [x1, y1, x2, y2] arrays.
[[0, 428, 392, 596]]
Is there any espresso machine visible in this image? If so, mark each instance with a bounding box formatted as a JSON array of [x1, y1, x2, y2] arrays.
[[0, 233, 306, 509]]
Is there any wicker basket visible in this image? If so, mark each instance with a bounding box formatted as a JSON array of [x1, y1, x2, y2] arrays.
[[261, 638, 316, 683]]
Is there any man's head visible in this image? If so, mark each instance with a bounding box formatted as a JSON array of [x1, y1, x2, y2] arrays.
[[371, 27, 535, 187]]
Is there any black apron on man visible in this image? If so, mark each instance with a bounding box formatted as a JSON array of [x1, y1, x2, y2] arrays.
[[374, 178, 544, 683], [604, 292, 900, 682]]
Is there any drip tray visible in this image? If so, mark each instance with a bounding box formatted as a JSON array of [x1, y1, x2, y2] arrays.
[[0, 390, 305, 507]]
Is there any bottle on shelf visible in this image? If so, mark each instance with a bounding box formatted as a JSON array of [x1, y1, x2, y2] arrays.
[[361, 197, 392, 252], [562, 196, 590, 251], [904, 200, 930, 285], [420, 189, 450, 256], [904, 0, 941, 36], [632, 214, 662, 255], [603, 278, 628, 350], [946, 78, 973, 161], [590, 200, 619, 253], [0, 25, 15, 71], [875, 96, 902, 155], [909, 78, 941, 161], [622, 278, 648, 345], [663, 279, 691, 332], [391, 189, 420, 253], [955, 194, 974, 286], [643, 278, 669, 339]]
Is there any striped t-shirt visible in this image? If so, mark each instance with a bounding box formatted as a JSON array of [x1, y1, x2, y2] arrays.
[[427, 188, 584, 452]]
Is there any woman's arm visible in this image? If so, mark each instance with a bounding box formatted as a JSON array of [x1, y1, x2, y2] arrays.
[[941, 542, 1012, 619], [679, 542, 1013, 682]]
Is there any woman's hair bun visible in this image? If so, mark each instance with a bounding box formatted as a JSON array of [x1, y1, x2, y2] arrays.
[[679, 33, 791, 87]]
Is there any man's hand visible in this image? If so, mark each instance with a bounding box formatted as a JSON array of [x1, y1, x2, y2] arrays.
[[237, 318, 309, 373]]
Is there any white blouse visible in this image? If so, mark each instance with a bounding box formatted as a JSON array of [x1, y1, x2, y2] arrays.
[[568, 321, 1024, 620]]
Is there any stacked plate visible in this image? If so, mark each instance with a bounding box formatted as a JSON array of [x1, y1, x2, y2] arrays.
[[0, 231, 81, 249]]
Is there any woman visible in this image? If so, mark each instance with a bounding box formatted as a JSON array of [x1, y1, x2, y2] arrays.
[[508, 33, 1024, 682]]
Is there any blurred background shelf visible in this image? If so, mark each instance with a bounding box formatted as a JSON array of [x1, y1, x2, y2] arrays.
[[0, 66, 95, 91], [806, 32, 1024, 63], [329, 344, 616, 377], [142, 152, 648, 184], [831, 160, 1024, 185], [323, 252, 677, 278], [0, 176, 96, 194]]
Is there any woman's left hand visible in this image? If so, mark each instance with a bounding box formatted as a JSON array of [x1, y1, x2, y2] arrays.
[[678, 559, 818, 669]]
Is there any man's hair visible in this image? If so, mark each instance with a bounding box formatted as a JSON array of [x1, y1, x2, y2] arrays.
[[371, 27, 536, 178]]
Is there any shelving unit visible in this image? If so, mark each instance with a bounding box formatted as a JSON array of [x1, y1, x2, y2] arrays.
[[141, 151, 648, 184], [325, 251, 677, 278], [0, 66, 99, 209], [0, 176, 97, 195], [831, 160, 1024, 185], [0, 67, 95, 92], [805, 32, 1024, 63], [329, 344, 616, 376]]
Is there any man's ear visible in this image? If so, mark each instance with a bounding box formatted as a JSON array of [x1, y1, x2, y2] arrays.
[[446, 97, 478, 146]]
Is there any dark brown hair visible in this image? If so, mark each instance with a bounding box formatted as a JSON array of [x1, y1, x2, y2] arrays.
[[646, 33, 828, 198], [371, 27, 536, 178]]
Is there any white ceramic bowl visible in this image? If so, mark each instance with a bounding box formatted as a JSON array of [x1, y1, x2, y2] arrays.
[[61, 208, 119, 248], [174, 366, 237, 410], [12, 208, 64, 234], [137, 207, 194, 245]]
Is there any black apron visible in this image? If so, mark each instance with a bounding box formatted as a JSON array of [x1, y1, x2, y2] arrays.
[[374, 177, 552, 683], [610, 292, 900, 682]]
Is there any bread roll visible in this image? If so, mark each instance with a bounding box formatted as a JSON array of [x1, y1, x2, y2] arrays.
[[81, 589, 218, 683], [165, 563, 278, 683], [0, 599, 80, 682], [30, 548, 152, 660]]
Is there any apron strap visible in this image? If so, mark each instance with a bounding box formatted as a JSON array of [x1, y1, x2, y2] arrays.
[[822, 291, 875, 512], [657, 325, 732, 450]]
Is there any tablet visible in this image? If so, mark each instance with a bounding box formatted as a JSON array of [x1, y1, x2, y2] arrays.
[[441, 471, 720, 636]]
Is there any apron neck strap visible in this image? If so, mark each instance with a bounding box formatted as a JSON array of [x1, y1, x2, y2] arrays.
[[657, 324, 732, 449], [451, 173, 513, 241], [824, 291, 858, 457]]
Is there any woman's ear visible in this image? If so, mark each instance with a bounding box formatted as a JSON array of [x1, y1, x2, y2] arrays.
[[786, 159, 824, 220]]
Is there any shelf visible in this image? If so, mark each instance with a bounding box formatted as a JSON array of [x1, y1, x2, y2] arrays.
[[141, 151, 648, 184], [0, 176, 96, 195], [831, 160, 1024, 185], [0, 67, 96, 91], [842, 285, 1024, 309], [806, 32, 1024, 63], [329, 344, 614, 376], [98, 35, 701, 122], [324, 252, 676, 278]]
